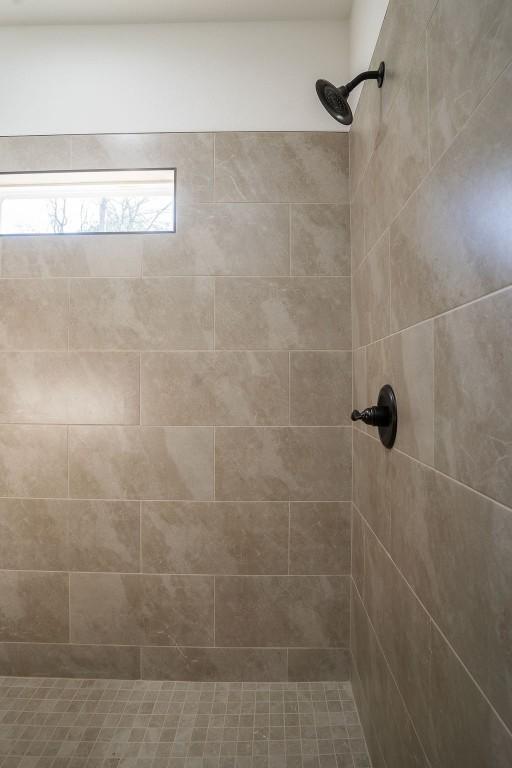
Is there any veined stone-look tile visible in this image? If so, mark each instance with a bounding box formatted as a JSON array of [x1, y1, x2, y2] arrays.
[[141, 351, 216, 425], [350, 179, 366, 272], [215, 277, 351, 350], [141, 350, 289, 426], [287, 648, 351, 682], [351, 505, 365, 597], [215, 575, 349, 647], [143, 203, 290, 276], [215, 427, 352, 501], [427, 0, 512, 165], [290, 351, 352, 426], [389, 449, 512, 730], [69, 425, 214, 500], [353, 345, 368, 434], [69, 572, 144, 645], [352, 229, 390, 348], [68, 500, 140, 573], [353, 430, 392, 548], [214, 132, 349, 204], [390, 63, 512, 331], [141, 501, 288, 574], [428, 626, 512, 768], [0, 499, 68, 571], [290, 204, 350, 276], [0, 425, 68, 497], [142, 574, 214, 646], [0, 571, 69, 643], [70, 572, 213, 646], [351, 588, 430, 768], [363, 42, 430, 253], [367, 320, 435, 465], [69, 277, 213, 350], [363, 526, 431, 738], [13, 642, 141, 680], [70, 132, 214, 202], [289, 503, 351, 575], [0, 234, 143, 278], [0, 135, 72, 172], [0, 279, 68, 350], [141, 646, 287, 682], [349, 0, 437, 198], [214, 350, 289, 426], [434, 288, 512, 507], [0, 351, 140, 424]]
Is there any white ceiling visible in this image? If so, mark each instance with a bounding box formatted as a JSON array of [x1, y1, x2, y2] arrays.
[[0, 0, 354, 26]]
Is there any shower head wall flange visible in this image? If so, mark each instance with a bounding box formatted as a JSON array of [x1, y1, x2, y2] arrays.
[[316, 61, 385, 126]]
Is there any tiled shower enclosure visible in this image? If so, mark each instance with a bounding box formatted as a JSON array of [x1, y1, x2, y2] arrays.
[[0, 131, 352, 683]]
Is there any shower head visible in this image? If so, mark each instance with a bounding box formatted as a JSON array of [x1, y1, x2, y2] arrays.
[[316, 62, 385, 125]]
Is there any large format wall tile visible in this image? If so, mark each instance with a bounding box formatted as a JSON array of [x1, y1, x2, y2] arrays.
[[0, 425, 67, 497], [363, 527, 431, 738], [68, 500, 140, 573], [353, 430, 392, 548], [363, 43, 430, 253], [0, 499, 68, 571], [287, 648, 351, 682], [12, 642, 140, 680], [0, 571, 69, 643], [143, 203, 289, 276], [0, 279, 68, 350], [351, 588, 430, 768], [290, 204, 350, 276], [352, 229, 390, 348], [69, 426, 214, 500], [289, 503, 351, 575], [215, 277, 351, 350], [69, 277, 213, 350], [70, 573, 144, 645], [141, 501, 288, 574], [71, 133, 214, 203], [349, 0, 437, 197], [70, 573, 213, 646], [367, 320, 434, 465], [0, 135, 72, 172], [214, 133, 348, 204], [290, 351, 352, 426], [435, 289, 512, 507], [0, 234, 143, 278], [142, 647, 287, 682], [215, 575, 349, 647], [141, 351, 289, 426], [0, 351, 139, 424], [428, 626, 512, 768], [390, 64, 512, 331], [142, 574, 214, 646], [427, 0, 512, 165], [215, 427, 351, 501], [389, 449, 512, 730]]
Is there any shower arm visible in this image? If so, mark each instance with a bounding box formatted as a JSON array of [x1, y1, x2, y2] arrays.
[[342, 68, 383, 95]]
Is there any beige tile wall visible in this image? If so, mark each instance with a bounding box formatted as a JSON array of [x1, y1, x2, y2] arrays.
[[350, 0, 512, 765], [0, 131, 351, 682]]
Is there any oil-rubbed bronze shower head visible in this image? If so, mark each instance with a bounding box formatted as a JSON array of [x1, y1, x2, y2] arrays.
[[316, 62, 385, 125]]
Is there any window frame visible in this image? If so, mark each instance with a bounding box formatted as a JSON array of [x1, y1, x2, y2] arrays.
[[0, 166, 177, 237]]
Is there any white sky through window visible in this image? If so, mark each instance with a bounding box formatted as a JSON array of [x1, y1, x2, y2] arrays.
[[0, 169, 175, 235]]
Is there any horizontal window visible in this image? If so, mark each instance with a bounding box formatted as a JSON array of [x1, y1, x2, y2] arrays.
[[0, 168, 175, 235]]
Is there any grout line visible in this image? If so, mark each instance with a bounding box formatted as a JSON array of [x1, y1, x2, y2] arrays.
[[287, 503, 291, 576], [357, 428, 512, 514], [353, 500, 512, 742], [213, 576, 216, 648], [0, 568, 351, 577]]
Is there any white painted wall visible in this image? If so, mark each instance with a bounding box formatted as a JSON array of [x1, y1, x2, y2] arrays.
[[0, 21, 350, 136], [349, 0, 389, 110]]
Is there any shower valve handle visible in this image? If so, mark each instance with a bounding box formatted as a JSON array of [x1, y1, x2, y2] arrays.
[[351, 405, 391, 427]]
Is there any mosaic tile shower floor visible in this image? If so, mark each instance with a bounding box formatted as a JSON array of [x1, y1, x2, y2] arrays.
[[0, 678, 371, 768]]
